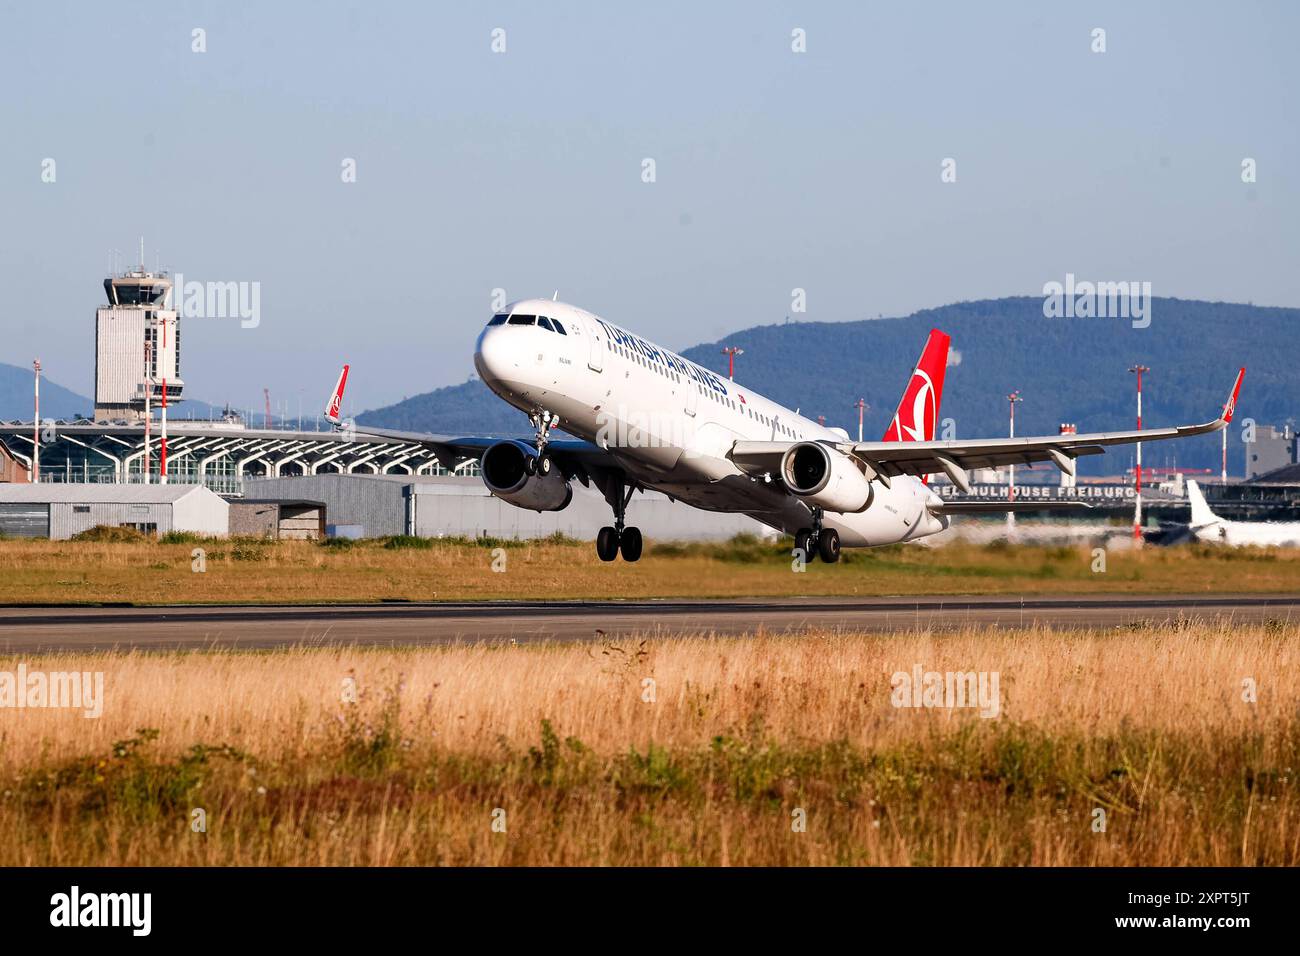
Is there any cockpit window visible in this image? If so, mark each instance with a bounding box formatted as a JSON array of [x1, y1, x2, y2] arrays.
[[507, 313, 536, 326], [552, 319, 567, 335], [488, 313, 508, 326], [537, 316, 555, 332]]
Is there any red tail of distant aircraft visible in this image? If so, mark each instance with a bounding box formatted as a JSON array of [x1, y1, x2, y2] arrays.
[[325, 364, 349, 423]]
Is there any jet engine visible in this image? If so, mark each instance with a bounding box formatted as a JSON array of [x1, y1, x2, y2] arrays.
[[480, 440, 573, 512], [780, 441, 874, 513]]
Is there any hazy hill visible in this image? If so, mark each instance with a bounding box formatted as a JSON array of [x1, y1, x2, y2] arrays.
[[0, 363, 232, 426], [350, 297, 1296, 475], [0, 363, 93, 421]]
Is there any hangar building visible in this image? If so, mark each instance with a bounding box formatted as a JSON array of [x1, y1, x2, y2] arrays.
[[245, 473, 768, 541], [0, 483, 229, 540]]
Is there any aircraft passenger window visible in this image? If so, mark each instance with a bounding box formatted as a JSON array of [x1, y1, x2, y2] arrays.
[[508, 314, 536, 326], [488, 313, 508, 326], [537, 316, 555, 332]]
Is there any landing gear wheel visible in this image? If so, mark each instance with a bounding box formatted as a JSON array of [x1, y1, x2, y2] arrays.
[[817, 527, 841, 564], [619, 526, 643, 562], [537, 454, 552, 476], [794, 528, 815, 560], [596, 526, 620, 562]]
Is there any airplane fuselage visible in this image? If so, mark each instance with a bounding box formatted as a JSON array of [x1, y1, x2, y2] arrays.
[[474, 299, 948, 547], [1184, 480, 1300, 548], [1193, 521, 1300, 547]]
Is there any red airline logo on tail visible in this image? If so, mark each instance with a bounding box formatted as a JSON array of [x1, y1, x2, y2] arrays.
[[883, 329, 951, 443], [326, 364, 349, 423]]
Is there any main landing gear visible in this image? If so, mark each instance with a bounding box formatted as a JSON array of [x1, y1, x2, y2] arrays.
[[597, 476, 642, 562], [795, 508, 841, 564]]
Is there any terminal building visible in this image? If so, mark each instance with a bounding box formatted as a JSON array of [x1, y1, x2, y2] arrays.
[[0, 419, 466, 495]]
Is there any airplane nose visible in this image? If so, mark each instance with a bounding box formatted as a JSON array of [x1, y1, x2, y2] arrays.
[[474, 328, 515, 385]]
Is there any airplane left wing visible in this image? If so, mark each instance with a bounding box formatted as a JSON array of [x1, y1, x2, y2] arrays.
[[329, 420, 615, 485], [321, 364, 619, 486], [730, 368, 1245, 493]]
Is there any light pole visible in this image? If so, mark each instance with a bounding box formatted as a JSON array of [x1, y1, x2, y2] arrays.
[[31, 359, 40, 483], [1006, 391, 1022, 526], [720, 346, 744, 380], [160, 315, 169, 484], [854, 399, 868, 443], [143, 341, 152, 484], [1128, 365, 1149, 541]]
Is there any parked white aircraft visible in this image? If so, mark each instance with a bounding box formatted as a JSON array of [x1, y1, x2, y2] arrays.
[[326, 299, 1244, 563], [1185, 479, 1300, 546]]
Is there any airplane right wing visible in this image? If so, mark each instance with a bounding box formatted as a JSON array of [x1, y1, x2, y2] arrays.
[[728, 368, 1244, 494], [848, 366, 1241, 492]]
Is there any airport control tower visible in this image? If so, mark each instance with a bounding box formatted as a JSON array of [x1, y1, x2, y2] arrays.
[[93, 248, 184, 422]]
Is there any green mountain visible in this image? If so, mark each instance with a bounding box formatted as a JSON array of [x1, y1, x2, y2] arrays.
[[351, 296, 1296, 476]]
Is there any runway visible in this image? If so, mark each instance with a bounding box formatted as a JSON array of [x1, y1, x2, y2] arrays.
[[0, 593, 1295, 652]]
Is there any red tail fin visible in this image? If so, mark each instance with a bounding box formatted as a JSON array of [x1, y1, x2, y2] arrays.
[[325, 364, 349, 423], [882, 330, 950, 442]]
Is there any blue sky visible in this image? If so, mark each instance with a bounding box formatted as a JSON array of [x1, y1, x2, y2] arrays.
[[1, 0, 1296, 415]]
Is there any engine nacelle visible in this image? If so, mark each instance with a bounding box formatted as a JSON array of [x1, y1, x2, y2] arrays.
[[780, 441, 874, 514], [480, 440, 573, 513]]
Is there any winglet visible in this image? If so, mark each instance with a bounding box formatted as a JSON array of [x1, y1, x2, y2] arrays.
[[1221, 368, 1245, 424], [325, 364, 349, 424]]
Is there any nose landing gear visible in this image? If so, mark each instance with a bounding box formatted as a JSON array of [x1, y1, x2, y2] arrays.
[[597, 474, 642, 562], [526, 409, 559, 476], [795, 508, 842, 564]]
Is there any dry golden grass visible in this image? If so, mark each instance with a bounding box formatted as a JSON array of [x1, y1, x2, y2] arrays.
[[0, 535, 1297, 604], [1, 621, 1297, 865]]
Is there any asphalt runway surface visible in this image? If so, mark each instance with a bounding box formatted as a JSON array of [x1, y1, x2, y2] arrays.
[[0, 594, 1296, 652]]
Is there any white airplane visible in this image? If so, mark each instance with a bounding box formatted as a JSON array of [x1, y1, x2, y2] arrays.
[[325, 298, 1245, 564], [1185, 479, 1300, 547]]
